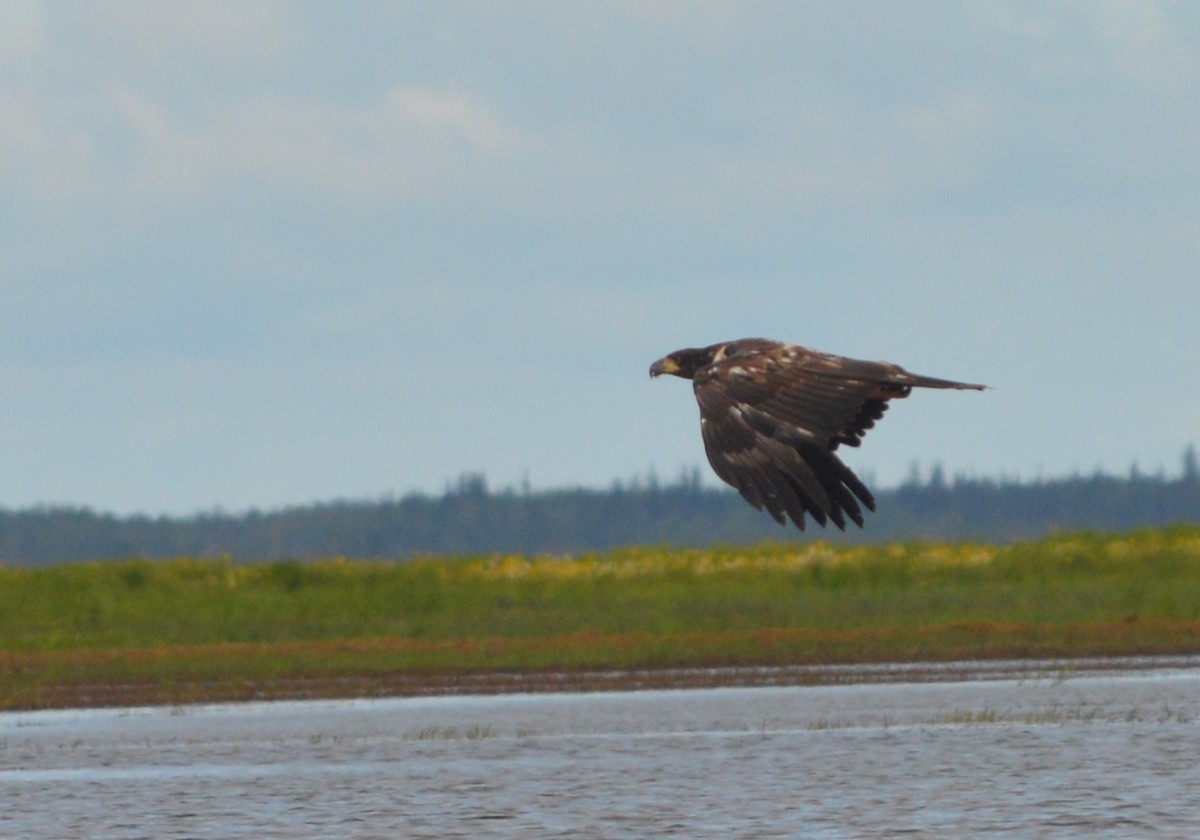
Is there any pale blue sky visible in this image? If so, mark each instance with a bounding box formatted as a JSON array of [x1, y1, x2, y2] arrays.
[[2, 1, 1198, 515]]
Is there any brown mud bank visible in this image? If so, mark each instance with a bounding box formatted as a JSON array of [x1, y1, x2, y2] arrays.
[[12, 652, 1200, 713]]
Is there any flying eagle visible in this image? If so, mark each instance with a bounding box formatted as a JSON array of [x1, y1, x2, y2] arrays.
[[650, 338, 986, 530]]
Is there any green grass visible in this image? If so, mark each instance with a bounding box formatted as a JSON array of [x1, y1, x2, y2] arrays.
[[2, 526, 1199, 709]]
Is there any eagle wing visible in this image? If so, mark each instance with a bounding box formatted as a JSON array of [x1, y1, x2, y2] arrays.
[[692, 343, 927, 530]]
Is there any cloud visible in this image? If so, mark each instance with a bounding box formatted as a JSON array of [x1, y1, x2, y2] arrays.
[[18, 82, 537, 210], [976, 1, 1200, 88], [0, 2, 534, 212], [0, 92, 96, 209], [612, 0, 738, 30], [0, 0, 44, 66], [80, 0, 303, 71], [15, 2, 1197, 230]]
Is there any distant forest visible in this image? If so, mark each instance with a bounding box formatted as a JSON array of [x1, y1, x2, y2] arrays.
[[3, 447, 1198, 567]]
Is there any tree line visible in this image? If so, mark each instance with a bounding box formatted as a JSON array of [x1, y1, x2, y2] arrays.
[[2, 447, 1198, 566]]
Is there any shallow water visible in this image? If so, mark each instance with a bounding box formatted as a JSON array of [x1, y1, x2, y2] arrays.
[[4, 660, 1200, 838]]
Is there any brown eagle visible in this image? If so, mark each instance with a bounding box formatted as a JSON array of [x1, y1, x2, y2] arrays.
[[650, 339, 986, 530]]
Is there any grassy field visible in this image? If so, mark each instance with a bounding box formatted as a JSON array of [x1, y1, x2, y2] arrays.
[[2, 527, 1199, 710]]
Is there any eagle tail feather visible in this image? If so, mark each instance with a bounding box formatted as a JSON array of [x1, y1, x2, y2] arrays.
[[899, 373, 987, 391]]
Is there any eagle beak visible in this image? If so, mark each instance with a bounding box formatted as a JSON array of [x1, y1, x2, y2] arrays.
[[649, 356, 679, 378]]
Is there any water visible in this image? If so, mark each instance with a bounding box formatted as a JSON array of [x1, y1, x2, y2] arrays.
[[4, 660, 1200, 838]]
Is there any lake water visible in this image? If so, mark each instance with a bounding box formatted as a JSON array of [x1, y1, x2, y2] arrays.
[[4, 658, 1200, 838]]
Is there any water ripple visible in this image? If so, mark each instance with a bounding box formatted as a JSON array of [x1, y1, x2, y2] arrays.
[[3, 661, 1199, 837]]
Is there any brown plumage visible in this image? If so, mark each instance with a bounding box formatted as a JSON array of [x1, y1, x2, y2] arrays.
[[649, 338, 986, 530]]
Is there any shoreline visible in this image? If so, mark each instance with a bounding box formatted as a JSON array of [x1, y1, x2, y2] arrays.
[[14, 653, 1200, 713]]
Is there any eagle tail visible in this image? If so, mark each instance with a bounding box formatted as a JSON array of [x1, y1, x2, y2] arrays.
[[898, 372, 987, 391]]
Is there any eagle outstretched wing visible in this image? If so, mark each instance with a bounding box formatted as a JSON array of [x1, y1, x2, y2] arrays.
[[651, 338, 986, 530]]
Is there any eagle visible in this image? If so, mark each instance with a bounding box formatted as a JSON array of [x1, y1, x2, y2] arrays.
[[650, 338, 986, 530]]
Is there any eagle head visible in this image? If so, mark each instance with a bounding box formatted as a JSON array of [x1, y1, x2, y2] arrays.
[[649, 346, 718, 380]]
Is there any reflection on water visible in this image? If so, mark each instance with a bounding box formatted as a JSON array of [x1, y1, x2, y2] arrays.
[[3, 658, 1200, 838]]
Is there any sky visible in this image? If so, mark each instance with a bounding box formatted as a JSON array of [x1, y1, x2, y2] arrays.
[[2, 1, 1198, 516]]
